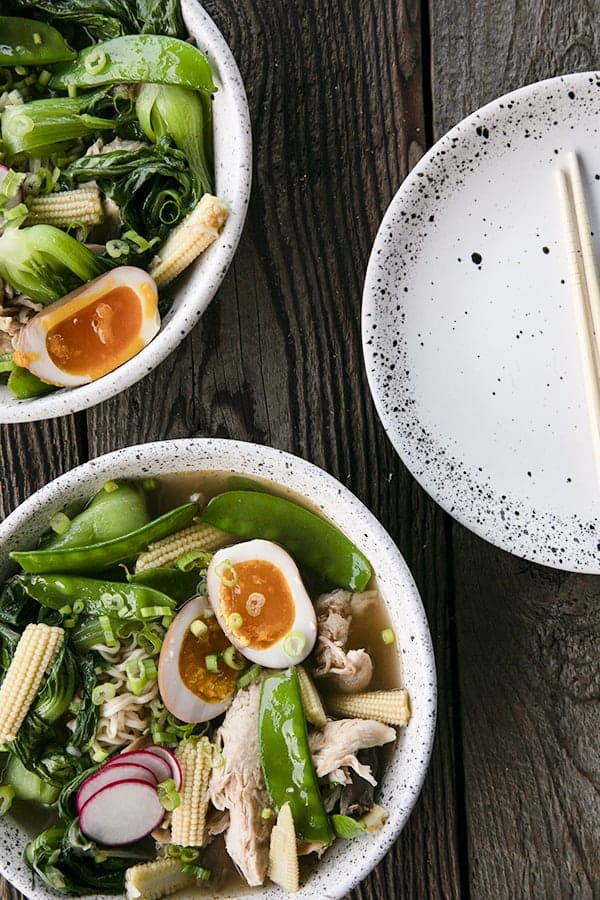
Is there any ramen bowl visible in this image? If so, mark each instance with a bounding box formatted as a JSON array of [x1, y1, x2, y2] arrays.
[[0, 438, 436, 898], [0, 0, 251, 424]]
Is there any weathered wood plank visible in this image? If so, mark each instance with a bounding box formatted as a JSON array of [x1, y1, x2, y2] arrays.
[[0, 418, 84, 518], [431, 0, 600, 896]]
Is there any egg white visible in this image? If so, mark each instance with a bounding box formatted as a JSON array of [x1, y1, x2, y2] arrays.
[[206, 539, 317, 668]]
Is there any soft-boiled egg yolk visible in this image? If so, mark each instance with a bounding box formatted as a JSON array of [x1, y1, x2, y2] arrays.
[[207, 539, 317, 668], [158, 594, 236, 723], [13, 266, 160, 387]]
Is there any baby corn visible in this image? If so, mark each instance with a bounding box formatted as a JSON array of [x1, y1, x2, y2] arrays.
[[25, 186, 104, 227], [268, 802, 299, 893], [0, 623, 64, 743], [170, 737, 212, 847], [296, 665, 327, 727], [149, 194, 229, 287], [135, 522, 232, 572], [326, 689, 411, 727], [125, 857, 194, 900]]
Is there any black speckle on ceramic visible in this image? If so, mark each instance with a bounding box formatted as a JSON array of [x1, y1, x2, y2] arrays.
[[0, 439, 436, 900], [0, 0, 252, 425], [363, 72, 600, 574]]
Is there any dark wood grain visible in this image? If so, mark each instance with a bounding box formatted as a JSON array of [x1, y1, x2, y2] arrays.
[[431, 1, 600, 897]]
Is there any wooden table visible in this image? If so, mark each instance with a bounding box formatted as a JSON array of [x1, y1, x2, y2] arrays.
[[1, 1, 599, 897]]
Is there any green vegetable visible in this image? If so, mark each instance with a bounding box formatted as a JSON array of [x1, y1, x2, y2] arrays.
[[64, 136, 196, 240], [127, 566, 201, 605], [10, 501, 197, 574], [42, 481, 151, 551], [202, 491, 373, 591], [0, 17, 76, 65], [331, 813, 367, 839], [259, 667, 333, 845], [1, 93, 115, 159], [4, 755, 60, 804], [137, 83, 212, 197], [0, 224, 105, 305], [0, 785, 15, 814], [10, 0, 185, 42], [7, 365, 56, 400], [157, 778, 180, 811], [51, 34, 216, 93]]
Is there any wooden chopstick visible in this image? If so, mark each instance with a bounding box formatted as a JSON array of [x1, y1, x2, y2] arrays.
[[556, 162, 600, 485]]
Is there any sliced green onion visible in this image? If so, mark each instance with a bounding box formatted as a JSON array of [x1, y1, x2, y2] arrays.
[[157, 778, 181, 812], [91, 747, 109, 763], [98, 615, 116, 647], [180, 847, 199, 863], [190, 619, 208, 639], [92, 684, 116, 705], [166, 844, 182, 858], [207, 743, 225, 769], [0, 69, 12, 91], [332, 814, 367, 839], [176, 549, 212, 572], [49, 511, 71, 536], [63, 617, 77, 628], [24, 73, 37, 86], [143, 658, 157, 681], [222, 645, 245, 670], [103, 480, 119, 493], [237, 663, 263, 689], [260, 807, 273, 820], [227, 612, 243, 631], [0, 786, 15, 815], [205, 654, 219, 674], [32, 32, 43, 45], [215, 559, 238, 587], [381, 628, 395, 645], [71, 599, 85, 615], [283, 631, 307, 659], [58, 605, 72, 616], [14, 65, 28, 76], [246, 591, 266, 617], [38, 69, 52, 88], [84, 48, 108, 75], [140, 605, 173, 619], [105, 238, 130, 259], [152, 730, 173, 745], [123, 229, 160, 253], [182, 864, 211, 881]]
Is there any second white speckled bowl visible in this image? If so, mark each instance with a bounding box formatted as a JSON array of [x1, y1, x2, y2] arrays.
[[0, 439, 436, 899], [0, 0, 252, 423]]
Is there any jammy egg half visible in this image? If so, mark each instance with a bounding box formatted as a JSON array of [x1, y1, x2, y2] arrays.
[[13, 266, 159, 387], [206, 539, 317, 668]]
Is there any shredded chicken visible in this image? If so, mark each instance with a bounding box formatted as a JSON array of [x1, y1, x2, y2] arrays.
[[0, 279, 43, 350], [312, 589, 376, 693], [309, 718, 395, 786], [209, 683, 273, 886]]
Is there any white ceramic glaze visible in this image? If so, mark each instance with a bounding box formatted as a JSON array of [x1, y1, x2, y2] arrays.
[[0, 0, 252, 423], [0, 439, 436, 900], [363, 72, 600, 573]]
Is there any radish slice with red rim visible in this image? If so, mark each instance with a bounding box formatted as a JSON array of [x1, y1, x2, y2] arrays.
[[105, 749, 171, 784], [76, 762, 158, 813], [144, 745, 182, 790], [79, 779, 165, 845]]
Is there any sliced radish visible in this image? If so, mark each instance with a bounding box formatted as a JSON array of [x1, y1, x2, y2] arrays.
[[106, 749, 171, 784], [76, 762, 158, 813], [79, 779, 165, 845], [144, 745, 182, 790]]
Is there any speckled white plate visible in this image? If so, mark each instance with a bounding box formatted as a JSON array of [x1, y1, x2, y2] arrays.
[[363, 72, 600, 573], [0, 439, 436, 900], [0, 0, 251, 423]]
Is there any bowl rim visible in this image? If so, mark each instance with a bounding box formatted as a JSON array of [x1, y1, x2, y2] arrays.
[[0, 0, 252, 424], [0, 438, 437, 899]]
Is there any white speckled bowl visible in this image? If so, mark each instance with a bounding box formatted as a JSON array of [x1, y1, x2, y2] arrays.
[[0, 0, 252, 424], [0, 439, 436, 900]]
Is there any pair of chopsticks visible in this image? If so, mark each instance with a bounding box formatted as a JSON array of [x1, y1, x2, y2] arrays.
[[556, 152, 600, 483]]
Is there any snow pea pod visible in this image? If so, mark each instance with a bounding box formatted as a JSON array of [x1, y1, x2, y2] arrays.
[[51, 35, 216, 93], [0, 17, 76, 66], [43, 481, 150, 551], [201, 491, 373, 591], [259, 667, 333, 845], [7, 365, 55, 400], [13, 574, 175, 617], [11, 502, 197, 575]]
